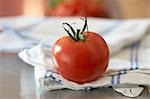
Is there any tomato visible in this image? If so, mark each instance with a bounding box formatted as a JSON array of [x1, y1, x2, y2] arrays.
[[51, 2, 75, 16], [73, 0, 106, 17], [51, 17, 109, 83], [49, 0, 107, 17]]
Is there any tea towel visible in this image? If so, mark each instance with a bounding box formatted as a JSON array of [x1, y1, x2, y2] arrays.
[[18, 18, 150, 97]]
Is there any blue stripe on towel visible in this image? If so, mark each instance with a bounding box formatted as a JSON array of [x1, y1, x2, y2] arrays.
[[111, 75, 118, 85], [117, 71, 121, 84], [130, 41, 140, 70], [117, 69, 127, 84], [135, 42, 140, 69], [44, 70, 62, 83], [111, 69, 127, 85], [111, 75, 115, 84]]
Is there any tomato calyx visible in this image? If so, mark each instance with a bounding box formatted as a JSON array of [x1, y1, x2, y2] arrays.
[[62, 17, 88, 42]]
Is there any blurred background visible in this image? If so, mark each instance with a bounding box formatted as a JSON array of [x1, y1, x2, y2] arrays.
[[0, 0, 149, 18]]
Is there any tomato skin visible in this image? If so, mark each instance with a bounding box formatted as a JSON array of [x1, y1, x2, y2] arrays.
[[52, 32, 109, 83], [51, 2, 75, 16], [73, 0, 105, 17]]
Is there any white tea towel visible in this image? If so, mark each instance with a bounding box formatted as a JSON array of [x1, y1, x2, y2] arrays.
[[18, 18, 150, 97]]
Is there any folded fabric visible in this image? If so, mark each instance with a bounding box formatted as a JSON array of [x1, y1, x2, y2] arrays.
[[18, 18, 150, 98]]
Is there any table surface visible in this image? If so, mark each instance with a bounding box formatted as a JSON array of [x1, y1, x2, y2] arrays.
[[0, 53, 150, 99]]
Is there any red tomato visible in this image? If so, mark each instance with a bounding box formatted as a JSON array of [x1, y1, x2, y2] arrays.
[[51, 2, 75, 16], [49, 0, 106, 17], [51, 18, 109, 83], [73, 0, 105, 17]]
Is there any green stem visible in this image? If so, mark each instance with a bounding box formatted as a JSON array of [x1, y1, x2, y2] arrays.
[[62, 23, 77, 41], [76, 29, 81, 40], [62, 17, 88, 41], [80, 16, 88, 34]]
